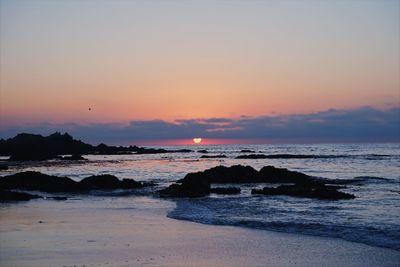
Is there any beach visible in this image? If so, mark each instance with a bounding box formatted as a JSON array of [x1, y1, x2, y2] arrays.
[[1, 195, 399, 267]]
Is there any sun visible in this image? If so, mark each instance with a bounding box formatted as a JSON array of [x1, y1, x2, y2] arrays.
[[193, 138, 202, 144]]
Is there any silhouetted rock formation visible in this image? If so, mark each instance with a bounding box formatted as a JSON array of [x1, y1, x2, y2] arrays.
[[198, 150, 209, 153], [80, 174, 142, 190], [159, 173, 210, 197], [0, 190, 41, 201], [177, 165, 259, 184], [251, 185, 355, 200], [0, 132, 194, 161], [200, 155, 227, 158], [210, 187, 241, 195], [1, 132, 93, 161], [236, 154, 267, 159], [240, 149, 255, 153], [160, 165, 355, 200], [0, 171, 144, 193]]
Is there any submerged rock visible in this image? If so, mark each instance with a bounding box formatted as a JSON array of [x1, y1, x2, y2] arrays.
[[251, 185, 355, 200], [0, 190, 41, 201], [198, 150, 209, 153]]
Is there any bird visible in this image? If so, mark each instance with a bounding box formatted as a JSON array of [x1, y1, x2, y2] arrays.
[[88, 108, 92, 111]]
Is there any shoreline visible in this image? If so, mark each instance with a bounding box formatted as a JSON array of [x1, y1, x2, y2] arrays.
[[1, 196, 399, 267]]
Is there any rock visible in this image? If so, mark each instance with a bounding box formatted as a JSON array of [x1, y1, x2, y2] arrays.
[[210, 187, 241, 195], [251, 184, 355, 200], [159, 173, 210, 197], [3, 132, 93, 160], [240, 149, 255, 153], [0, 171, 144, 193], [198, 150, 209, 153], [80, 175, 143, 190], [0, 171, 82, 192], [160, 165, 356, 199], [0, 190, 41, 201], [258, 166, 320, 185], [178, 165, 259, 184], [200, 155, 227, 158], [236, 154, 267, 159]]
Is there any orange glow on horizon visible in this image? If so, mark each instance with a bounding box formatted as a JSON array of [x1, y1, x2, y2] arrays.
[[131, 138, 278, 146]]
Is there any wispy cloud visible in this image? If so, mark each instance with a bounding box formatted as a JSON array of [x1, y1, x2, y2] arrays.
[[1, 107, 399, 144]]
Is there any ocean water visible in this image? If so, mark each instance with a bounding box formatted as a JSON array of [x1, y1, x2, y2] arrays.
[[1, 143, 399, 251]]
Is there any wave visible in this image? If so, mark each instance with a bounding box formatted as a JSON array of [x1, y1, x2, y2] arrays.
[[167, 197, 400, 251]]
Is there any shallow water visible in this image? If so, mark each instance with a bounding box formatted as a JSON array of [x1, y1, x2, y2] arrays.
[[1, 143, 399, 250]]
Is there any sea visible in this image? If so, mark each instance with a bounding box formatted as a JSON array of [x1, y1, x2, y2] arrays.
[[1, 143, 399, 251]]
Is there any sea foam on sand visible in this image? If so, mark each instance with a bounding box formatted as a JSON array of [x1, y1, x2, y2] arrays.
[[0, 196, 399, 267]]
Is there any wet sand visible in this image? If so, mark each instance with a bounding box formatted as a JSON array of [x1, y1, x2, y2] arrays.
[[1, 196, 399, 267]]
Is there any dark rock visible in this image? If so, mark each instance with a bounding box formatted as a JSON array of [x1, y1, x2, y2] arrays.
[[258, 165, 320, 185], [160, 164, 356, 199], [0, 171, 82, 192], [236, 154, 267, 159], [178, 165, 260, 184], [210, 187, 241, 195], [200, 155, 227, 158], [159, 173, 210, 197], [240, 149, 255, 153], [0, 171, 144, 193], [3, 132, 93, 160], [251, 184, 355, 200], [80, 175, 143, 189], [0, 190, 41, 201], [198, 150, 209, 153], [1, 132, 195, 159]]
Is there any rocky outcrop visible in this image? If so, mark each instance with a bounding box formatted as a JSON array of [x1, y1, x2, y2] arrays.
[[160, 165, 356, 200], [1, 132, 194, 161], [0, 171, 144, 193], [80, 175, 143, 190], [159, 173, 210, 197]]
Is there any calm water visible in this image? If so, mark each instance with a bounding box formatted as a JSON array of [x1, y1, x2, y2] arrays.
[[1, 143, 400, 250]]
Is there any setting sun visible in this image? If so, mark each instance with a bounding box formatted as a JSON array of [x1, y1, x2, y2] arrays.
[[193, 138, 202, 144]]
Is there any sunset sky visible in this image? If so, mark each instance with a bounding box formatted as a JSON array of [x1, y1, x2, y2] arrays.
[[0, 0, 399, 144]]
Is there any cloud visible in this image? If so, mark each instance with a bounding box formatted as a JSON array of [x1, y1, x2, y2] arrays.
[[0, 107, 399, 144]]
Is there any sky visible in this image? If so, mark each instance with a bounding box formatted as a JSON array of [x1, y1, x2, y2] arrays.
[[0, 0, 399, 144]]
